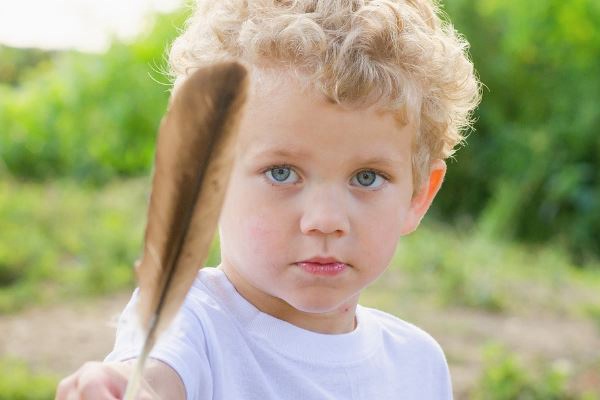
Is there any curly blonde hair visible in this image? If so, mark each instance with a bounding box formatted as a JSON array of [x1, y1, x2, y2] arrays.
[[169, 0, 481, 188]]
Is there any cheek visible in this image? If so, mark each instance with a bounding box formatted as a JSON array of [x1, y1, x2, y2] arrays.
[[221, 172, 295, 260], [359, 201, 408, 267], [245, 214, 277, 243], [362, 224, 400, 266], [241, 213, 290, 259]]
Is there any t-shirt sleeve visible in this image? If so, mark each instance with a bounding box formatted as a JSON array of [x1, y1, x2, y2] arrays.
[[366, 307, 454, 399], [104, 288, 212, 400], [429, 338, 453, 399], [405, 322, 453, 399]]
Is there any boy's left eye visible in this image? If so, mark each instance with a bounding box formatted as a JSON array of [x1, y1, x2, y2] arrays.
[[351, 170, 387, 189]]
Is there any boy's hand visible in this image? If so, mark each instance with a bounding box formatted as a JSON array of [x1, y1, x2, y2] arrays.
[[55, 361, 132, 399], [55, 359, 184, 400]]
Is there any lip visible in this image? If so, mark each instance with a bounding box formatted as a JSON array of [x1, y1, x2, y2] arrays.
[[299, 256, 343, 264], [296, 256, 348, 276]]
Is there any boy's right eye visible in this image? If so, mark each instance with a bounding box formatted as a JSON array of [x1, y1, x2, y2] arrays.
[[264, 166, 300, 184]]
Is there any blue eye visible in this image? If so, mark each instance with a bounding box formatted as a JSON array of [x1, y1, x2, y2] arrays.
[[351, 170, 387, 189], [265, 166, 299, 184]]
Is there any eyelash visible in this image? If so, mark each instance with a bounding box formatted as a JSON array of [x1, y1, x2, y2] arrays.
[[261, 164, 299, 186], [350, 169, 391, 189], [261, 164, 391, 189]]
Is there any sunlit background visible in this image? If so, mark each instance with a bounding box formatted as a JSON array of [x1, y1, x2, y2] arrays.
[[0, 0, 182, 52], [1, 1, 599, 399]]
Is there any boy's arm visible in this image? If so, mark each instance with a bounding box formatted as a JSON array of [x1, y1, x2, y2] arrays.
[[142, 358, 187, 399], [55, 358, 186, 400]]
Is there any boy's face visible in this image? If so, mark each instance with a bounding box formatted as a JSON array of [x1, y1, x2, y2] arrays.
[[218, 69, 442, 333]]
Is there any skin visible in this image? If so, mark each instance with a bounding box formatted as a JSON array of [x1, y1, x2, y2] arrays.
[[55, 359, 184, 400], [219, 68, 446, 334], [55, 67, 446, 399]]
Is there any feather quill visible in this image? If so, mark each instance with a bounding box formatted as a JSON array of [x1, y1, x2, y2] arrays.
[[123, 61, 248, 399]]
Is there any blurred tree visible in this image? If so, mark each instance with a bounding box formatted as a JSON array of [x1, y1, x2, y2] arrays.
[[0, 10, 189, 184], [1, 2, 598, 261], [0, 45, 57, 86], [436, 0, 600, 262]]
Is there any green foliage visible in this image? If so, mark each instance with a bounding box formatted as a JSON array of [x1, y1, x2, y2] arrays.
[[0, 359, 58, 400], [0, 177, 146, 312], [0, 177, 222, 313], [437, 0, 600, 262], [0, 0, 600, 262], [583, 303, 600, 332], [471, 344, 586, 400], [391, 220, 600, 315], [0, 46, 56, 85], [0, 10, 189, 184], [1, 2, 598, 260]]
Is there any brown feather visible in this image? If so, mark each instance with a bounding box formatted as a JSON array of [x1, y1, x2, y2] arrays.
[[135, 61, 248, 352]]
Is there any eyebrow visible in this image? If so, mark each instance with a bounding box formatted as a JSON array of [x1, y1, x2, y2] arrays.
[[360, 156, 405, 168], [250, 147, 405, 168], [249, 147, 312, 160]]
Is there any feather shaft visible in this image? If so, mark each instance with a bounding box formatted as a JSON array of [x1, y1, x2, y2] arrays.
[[123, 61, 248, 399]]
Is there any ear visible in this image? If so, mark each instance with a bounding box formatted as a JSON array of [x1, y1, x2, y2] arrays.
[[399, 159, 447, 235]]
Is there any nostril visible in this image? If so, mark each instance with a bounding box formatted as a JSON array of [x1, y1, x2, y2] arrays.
[[299, 214, 349, 236], [299, 188, 350, 235]]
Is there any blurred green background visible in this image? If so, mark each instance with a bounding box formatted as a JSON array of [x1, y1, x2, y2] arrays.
[[0, 1, 599, 399]]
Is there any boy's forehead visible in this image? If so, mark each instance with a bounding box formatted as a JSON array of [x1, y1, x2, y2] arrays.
[[245, 142, 409, 169], [245, 66, 413, 128], [234, 66, 416, 162], [237, 115, 413, 170]]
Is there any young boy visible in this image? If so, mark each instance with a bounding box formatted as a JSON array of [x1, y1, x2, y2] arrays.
[[56, 0, 480, 399]]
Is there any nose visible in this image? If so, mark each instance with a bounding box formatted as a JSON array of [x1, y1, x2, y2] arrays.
[[299, 184, 350, 237]]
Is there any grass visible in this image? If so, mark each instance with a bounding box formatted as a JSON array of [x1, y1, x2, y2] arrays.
[[389, 220, 600, 317], [0, 176, 223, 314], [0, 177, 145, 312], [469, 344, 596, 400], [0, 358, 58, 400]]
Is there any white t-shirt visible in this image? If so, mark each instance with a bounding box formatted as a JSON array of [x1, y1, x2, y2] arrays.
[[106, 267, 452, 400]]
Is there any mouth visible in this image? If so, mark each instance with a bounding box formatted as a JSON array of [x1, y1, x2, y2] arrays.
[[295, 256, 348, 276]]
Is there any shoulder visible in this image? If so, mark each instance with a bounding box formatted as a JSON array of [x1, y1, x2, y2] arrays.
[[181, 267, 225, 312], [175, 266, 258, 336], [169, 267, 239, 332], [359, 306, 448, 365], [358, 306, 453, 397], [107, 267, 235, 400]]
